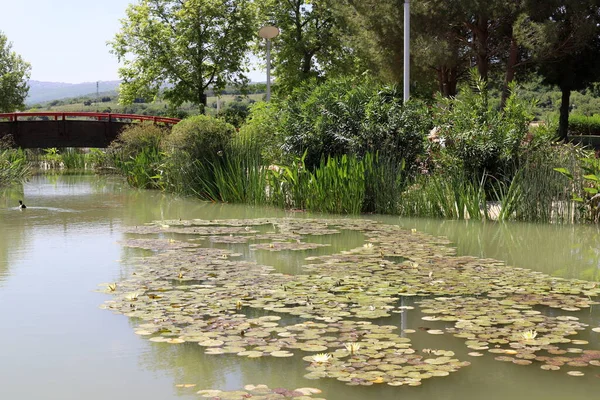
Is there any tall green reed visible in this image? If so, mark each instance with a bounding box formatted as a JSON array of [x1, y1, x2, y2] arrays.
[[0, 148, 29, 187]]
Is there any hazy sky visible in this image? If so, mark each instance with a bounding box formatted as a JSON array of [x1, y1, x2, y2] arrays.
[[0, 0, 264, 83]]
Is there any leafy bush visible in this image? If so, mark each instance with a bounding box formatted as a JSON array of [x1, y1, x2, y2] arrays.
[[161, 115, 236, 196], [434, 72, 534, 180], [238, 102, 283, 164], [568, 114, 600, 136], [217, 102, 250, 128], [110, 122, 168, 158], [164, 115, 234, 162], [108, 123, 169, 189], [278, 77, 430, 171]]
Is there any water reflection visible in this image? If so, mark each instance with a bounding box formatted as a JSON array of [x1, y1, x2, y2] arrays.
[[384, 217, 600, 281]]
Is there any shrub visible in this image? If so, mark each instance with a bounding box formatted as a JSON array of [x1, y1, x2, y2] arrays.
[[108, 123, 169, 189], [217, 102, 249, 128], [279, 77, 430, 171], [111, 123, 168, 159], [568, 114, 600, 136], [434, 72, 534, 180], [164, 115, 234, 162], [238, 101, 283, 164], [161, 115, 236, 196]]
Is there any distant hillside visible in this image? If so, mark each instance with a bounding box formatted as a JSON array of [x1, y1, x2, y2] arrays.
[[27, 80, 121, 105]]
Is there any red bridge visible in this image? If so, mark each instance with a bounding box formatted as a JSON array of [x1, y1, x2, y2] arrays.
[[0, 112, 180, 148]]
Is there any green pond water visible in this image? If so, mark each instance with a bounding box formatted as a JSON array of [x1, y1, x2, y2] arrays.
[[0, 174, 599, 399]]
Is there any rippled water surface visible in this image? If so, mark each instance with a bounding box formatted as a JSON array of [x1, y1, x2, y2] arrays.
[[1, 174, 599, 399]]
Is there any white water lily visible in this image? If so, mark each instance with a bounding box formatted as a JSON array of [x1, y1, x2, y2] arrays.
[[363, 243, 374, 249], [125, 292, 139, 301], [522, 330, 538, 340], [311, 353, 332, 363], [344, 342, 361, 355]]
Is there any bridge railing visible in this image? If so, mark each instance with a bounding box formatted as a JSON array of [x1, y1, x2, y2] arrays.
[[0, 112, 181, 125]]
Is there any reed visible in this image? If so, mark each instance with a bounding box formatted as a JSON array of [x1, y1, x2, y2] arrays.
[[61, 148, 88, 169], [0, 148, 30, 187], [399, 172, 487, 220]]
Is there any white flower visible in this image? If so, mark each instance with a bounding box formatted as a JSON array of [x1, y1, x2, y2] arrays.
[[344, 342, 361, 355], [522, 330, 538, 340], [311, 353, 332, 363]]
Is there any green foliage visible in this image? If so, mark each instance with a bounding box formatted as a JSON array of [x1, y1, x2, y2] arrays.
[[217, 102, 249, 128], [0, 148, 29, 188], [258, 0, 358, 94], [435, 72, 534, 179], [109, 123, 169, 189], [568, 114, 600, 136], [399, 173, 488, 220], [210, 141, 268, 204], [279, 77, 430, 170], [60, 149, 87, 169], [363, 153, 407, 214], [0, 31, 31, 112], [111, 123, 168, 159], [162, 115, 236, 196], [238, 101, 282, 164], [555, 150, 600, 223], [110, 0, 257, 110], [165, 115, 234, 161]]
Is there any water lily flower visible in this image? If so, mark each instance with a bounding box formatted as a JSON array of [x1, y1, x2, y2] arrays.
[[344, 342, 361, 355], [311, 353, 332, 363], [411, 228, 417, 234], [125, 292, 139, 301], [363, 243, 374, 249], [522, 330, 538, 340]]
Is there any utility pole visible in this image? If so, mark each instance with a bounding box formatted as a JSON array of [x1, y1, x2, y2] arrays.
[[404, 0, 410, 102]]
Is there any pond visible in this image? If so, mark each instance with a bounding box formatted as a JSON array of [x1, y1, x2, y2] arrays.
[[0, 174, 599, 400]]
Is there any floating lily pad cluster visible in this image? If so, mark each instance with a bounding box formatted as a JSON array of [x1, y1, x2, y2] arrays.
[[103, 217, 600, 388], [197, 384, 325, 400]]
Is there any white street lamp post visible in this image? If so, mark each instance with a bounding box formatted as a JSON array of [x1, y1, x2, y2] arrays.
[[404, 0, 410, 102], [258, 26, 280, 102]]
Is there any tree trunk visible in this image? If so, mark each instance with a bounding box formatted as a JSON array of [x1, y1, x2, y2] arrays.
[[558, 86, 571, 141], [302, 52, 312, 76], [474, 15, 489, 81], [501, 37, 519, 109], [199, 92, 207, 114], [437, 65, 458, 97]]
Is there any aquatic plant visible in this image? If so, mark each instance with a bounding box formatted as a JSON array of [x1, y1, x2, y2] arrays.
[[311, 353, 332, 363], [344, 342, 361, 355], [0, 148, 29, 187], [522, 330, 538, 341], [101, 217, 600, 390]]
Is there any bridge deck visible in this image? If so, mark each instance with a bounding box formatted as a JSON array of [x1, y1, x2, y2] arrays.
[[0, 112, 180, 148]]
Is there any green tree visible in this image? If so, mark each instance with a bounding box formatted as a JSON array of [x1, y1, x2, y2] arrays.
[[0, 32, 31, 112], [515, 0, 600, 140], [258, 0, 357, 93], [110, 0, 256, 112]]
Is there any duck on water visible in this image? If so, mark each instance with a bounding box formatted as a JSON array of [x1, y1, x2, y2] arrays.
[[18, 200, 26, 209]]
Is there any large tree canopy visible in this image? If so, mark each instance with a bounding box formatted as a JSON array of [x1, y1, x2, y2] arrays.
[[0, 32, 31, 113], [110, 0, 256, 111], [257, 0, 358, 93]]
